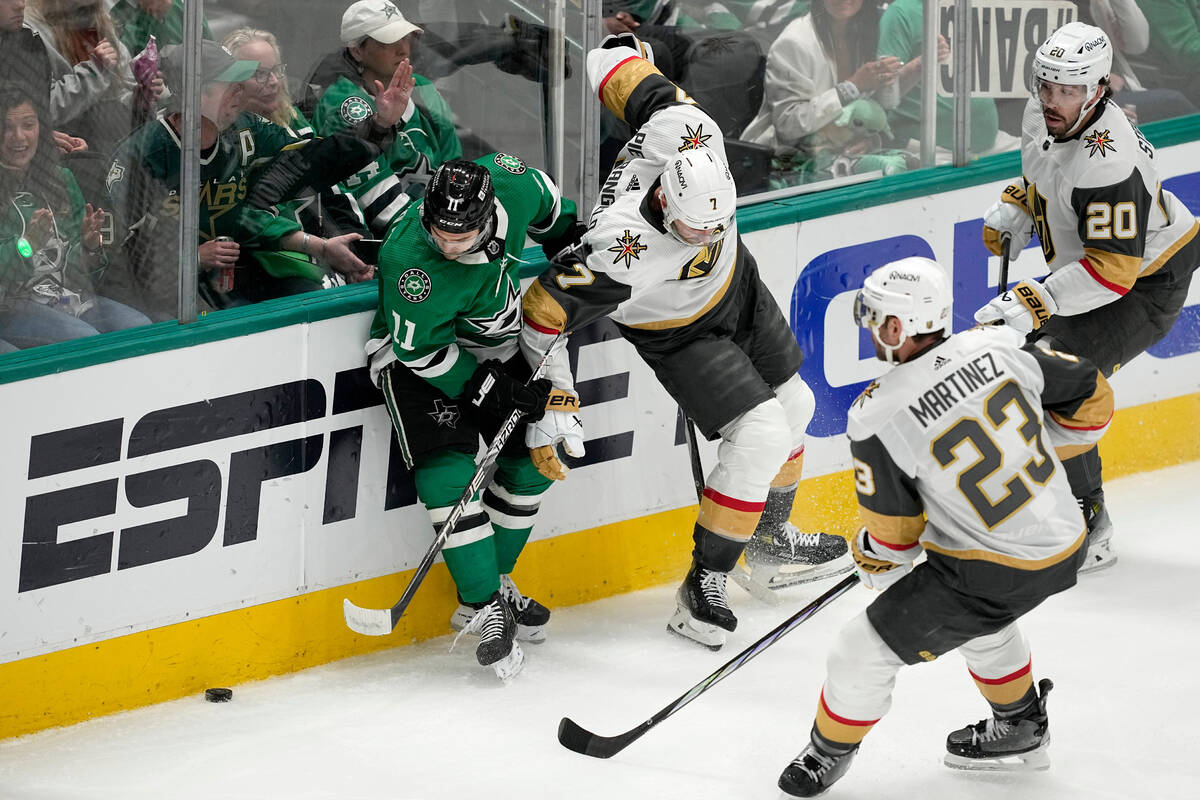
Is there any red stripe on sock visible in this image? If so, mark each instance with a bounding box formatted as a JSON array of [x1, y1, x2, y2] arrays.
[[969, 660, 1032, 686], [701, 487, 765, 513], [819, 690, 880, 727]]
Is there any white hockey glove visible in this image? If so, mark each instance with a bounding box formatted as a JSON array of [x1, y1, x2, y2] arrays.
[[526, 389, 585, 481], [851, 527, 917, 592], [973, 280, 1059, 334], [982, 184, 1034, 260], [598, 32, 655, 64]]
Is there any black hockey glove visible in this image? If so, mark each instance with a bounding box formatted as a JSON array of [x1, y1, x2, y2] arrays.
[[463, 360, 552, 422], [540, 221, 588, 262]]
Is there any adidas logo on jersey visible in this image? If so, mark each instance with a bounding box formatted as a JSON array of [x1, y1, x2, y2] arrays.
[[626, 175, 641, 192], [933, 355, 951, 370]]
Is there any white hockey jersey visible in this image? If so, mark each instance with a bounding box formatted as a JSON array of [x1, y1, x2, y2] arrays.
[[848, 325, 1112, 573], [1019, 97, 1199, 316], [522, 46, 743, 335]]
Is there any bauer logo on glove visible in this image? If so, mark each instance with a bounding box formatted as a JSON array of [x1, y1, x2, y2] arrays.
[[526, 389, 585, 481], [973, 280, 1058, 334]]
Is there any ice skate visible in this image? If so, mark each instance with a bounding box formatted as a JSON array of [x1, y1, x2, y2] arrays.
[[1077, 492, 1116, 574], [733, 524, 853, 603], [778, 739, 859, 797], [449, 591, 525, 680], [450, 574, 550, 643], [667, 562, 735, 650], [944, 678, 1053, 771]]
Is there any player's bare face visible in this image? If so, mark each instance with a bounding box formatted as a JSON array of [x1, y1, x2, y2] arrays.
[[669, 219, 718, 246], [356, 36, 413, 87], [0, 102, 38, 171], [429, 226, 481, 258], [1037, 80, 1089, 137]]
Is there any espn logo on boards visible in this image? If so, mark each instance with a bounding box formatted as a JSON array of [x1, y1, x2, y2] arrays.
[[17, 373, 417, 593], [16, 324, 633, 594]]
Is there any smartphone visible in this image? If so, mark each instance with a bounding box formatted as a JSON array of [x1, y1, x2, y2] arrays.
[[350, 238, 383, 264]]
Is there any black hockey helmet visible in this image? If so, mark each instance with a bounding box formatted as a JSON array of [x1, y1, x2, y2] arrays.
[[419, 159, 496, 257]]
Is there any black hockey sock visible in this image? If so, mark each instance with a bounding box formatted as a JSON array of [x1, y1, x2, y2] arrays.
[[990, 685, 1039, 721], [692, 525, 746, 573], [1063, 446, 1103, 500], [752, 482, 797, 539]]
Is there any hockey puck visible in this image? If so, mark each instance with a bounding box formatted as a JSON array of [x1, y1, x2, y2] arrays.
[[204, 687, 233, 703]]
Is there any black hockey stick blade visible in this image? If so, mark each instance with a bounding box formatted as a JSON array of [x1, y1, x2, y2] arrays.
[[557, 572, 860, 759], [557, 716, 653, 759]]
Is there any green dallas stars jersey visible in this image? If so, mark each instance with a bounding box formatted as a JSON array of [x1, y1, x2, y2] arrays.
[[366, 153, 578, 400], [313, 75, 462, 236]]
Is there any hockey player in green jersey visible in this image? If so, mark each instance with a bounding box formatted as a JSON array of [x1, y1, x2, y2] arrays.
[[313, 1, 461, 236], [366, 154, 584, 679]]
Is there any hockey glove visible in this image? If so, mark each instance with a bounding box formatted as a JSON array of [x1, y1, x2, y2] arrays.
[[851, 527, 916, 592], [525, 389, 585, 480], [598, 32, 655, 64], [463, 360, 553, 422], [539, 221, 588, 262], [982, 184, 1034, 260], [973, 280, 1058, 334]]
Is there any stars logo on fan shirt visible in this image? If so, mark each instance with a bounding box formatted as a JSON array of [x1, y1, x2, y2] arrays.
[[1084, 129, 1116, 158], [340, 96, 373, 125], [398, 268, 431, 303], [607, 229, 648, 268], [678, 123, 711, 152], [427, 399, 460, 428]]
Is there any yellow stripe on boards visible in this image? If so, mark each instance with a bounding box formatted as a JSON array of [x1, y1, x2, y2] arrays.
[[2, 392, 1196, 740]]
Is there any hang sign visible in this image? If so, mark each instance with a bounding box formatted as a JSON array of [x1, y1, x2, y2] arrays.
[[937, 0, 1077, 99]]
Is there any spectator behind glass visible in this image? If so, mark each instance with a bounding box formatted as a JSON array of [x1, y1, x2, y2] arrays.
[[744, 0, 904, 149], [26, 0, 165, 200], [1138, 0, 1200, 106], [878, 0, 1017, 158], [108, 0, 210, 54], [0, 83, 149, 348], [311, 0, 461, 236], [1088, 0, 1198, 117], [223, 27, 373, 289]]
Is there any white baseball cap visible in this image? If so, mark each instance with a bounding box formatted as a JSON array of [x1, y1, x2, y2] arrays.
[[341, 1, 421, 45]]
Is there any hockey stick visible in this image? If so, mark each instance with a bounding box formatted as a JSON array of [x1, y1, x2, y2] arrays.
[[681, 412, 705, 502], [999, 231, 1012, 294], [343, 333, 565, 636], [558, 571, 859, 758]]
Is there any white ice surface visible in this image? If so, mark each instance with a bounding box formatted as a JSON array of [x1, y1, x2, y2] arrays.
[[2, 462, 1199, 800]]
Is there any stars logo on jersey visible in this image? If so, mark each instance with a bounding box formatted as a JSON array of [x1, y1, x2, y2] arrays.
[[678, 123, 712, 152], [493, 153, 526, 174], [607, 229, 648, 268], [340, 96, 373, 125], [1084, 129, 1116, 158], [464, 276, 521, 340], [427, 399, 460, 428], [398, 268, 432, 303]]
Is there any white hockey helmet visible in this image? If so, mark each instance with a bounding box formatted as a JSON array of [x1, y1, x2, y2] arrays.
[[1031, 22, 1111, 127], [660, 150, 736, 245], [853, 257, 953, 364]]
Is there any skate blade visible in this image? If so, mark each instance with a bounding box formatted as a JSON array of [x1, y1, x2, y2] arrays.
[[666, 606, 725, 650], [516, 623, 547, 644], [733, 556, 855, 604], [943, 745, 1050, 772], [1078, 547, 1117, 575], [490, 641, 525, 681]]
